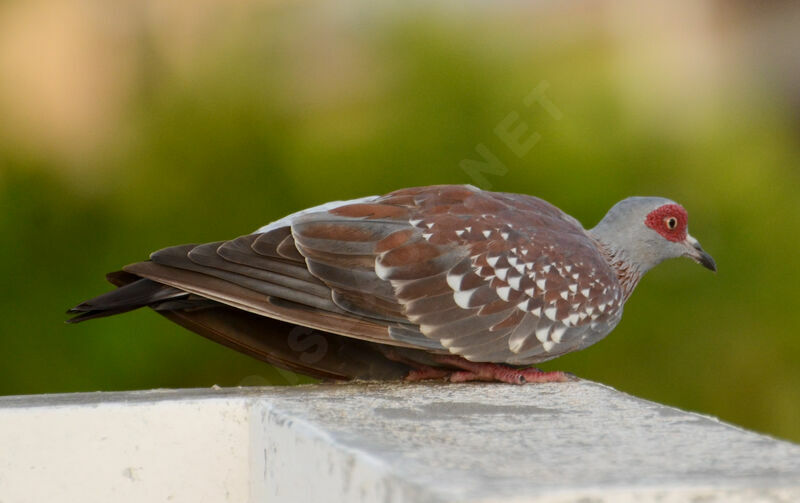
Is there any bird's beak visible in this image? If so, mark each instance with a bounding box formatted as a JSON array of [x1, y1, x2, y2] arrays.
[[683, 235, 717, 272]]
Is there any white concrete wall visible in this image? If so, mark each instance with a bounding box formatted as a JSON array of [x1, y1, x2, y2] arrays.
[[1, 381, 799, 502]]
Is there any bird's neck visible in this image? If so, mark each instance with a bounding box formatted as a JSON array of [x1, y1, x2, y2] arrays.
[[591, 237, 642, 303]]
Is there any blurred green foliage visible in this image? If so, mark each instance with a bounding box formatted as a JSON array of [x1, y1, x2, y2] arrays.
[[1, 2, 799, 442]]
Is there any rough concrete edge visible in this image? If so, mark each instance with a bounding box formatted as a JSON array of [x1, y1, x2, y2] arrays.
[[473, 485, 800, 503], [581, 380, 800, 448], [3, 381, 798, 449], [248, 396, 450, 503], [0, 386, 272, 409]]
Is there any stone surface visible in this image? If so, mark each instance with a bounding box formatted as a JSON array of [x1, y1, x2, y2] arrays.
[[1, 381, 799, 502]]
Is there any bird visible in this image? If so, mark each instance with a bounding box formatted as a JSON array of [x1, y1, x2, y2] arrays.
[[68, 185, 716, 384]]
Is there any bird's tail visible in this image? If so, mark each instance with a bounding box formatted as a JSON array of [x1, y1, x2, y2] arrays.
[[66, 271, 188, 323]]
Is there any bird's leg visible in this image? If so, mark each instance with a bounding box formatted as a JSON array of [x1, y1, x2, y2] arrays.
[[404, 366, 452, 382], [449, 366, 572, 384], [430, 355, 573, 384], [399, 353, 572, 384]]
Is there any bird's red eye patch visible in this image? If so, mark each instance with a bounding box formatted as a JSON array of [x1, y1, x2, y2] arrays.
[[645, 204, 688, 242]]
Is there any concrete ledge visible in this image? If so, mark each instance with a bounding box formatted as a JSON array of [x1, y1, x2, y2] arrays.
[[1, 381, 799, 502]]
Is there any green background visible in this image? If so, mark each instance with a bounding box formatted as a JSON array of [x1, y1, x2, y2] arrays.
[[1, 2, 799, 442]]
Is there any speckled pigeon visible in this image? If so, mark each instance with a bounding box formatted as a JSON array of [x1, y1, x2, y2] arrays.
[[68, 185, 716, 383]]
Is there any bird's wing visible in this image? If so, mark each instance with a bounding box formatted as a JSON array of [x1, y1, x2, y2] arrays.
[[291, 185, 625, 364], [123, 184, 623, 364]]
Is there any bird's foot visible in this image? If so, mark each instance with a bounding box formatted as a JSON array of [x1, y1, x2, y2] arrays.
[[403, 354, 574, 385], [405, 367, 452, 382], [448, 366, 572, 384]]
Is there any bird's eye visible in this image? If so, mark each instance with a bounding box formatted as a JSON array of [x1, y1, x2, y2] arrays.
[[665, 217, 678, 230]]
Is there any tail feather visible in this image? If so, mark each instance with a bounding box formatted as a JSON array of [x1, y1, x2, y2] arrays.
[[67, 274, 187, 323]]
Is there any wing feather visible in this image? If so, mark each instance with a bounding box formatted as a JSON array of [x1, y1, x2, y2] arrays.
[[123, 261, 433, 349], [217, 235, 317, 282]]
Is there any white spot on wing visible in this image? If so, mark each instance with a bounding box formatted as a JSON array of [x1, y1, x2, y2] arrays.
[[536, 278, 547, 290], [446, 273, 465, 290], [544, 307, 557, 320], [454, 289, 477, 309], [482, 230, 491, 238], [551, 324, 567, 343], [497, 286, 512, 301], [536, 324, 551, 343], [375, 260, 392, 280], [487, 256, 500, 267], [509, 275, 523, 290]]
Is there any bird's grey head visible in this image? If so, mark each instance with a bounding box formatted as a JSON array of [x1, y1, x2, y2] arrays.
[[589, 197, 716, 275]]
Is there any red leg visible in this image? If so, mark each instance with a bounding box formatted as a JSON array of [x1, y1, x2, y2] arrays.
[[403, 354, 574, 385], [405, 367, 451, 382]]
